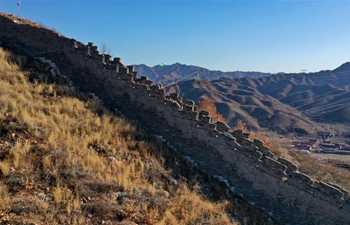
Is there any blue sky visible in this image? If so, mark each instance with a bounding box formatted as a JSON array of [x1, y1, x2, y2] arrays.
[[1, 0, 350, 73]]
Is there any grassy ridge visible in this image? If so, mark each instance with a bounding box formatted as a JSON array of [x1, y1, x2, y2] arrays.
[[0, 48, 234, 224]]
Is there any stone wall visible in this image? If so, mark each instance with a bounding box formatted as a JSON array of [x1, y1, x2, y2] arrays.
[[1, 13, 349, 225]]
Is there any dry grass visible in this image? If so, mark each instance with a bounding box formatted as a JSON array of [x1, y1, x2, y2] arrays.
[[290, 152, 350, 190], [0, 47, 235, 224], [234, 119, 350, 190], [159, 187, 231, 225]]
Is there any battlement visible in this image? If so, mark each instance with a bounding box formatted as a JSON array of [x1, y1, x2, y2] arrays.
[[0, 13, 349, 224]]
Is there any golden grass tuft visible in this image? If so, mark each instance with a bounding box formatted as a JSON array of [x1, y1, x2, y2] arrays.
[[159, 186, 232, 225], [0, 162, 11, 176]]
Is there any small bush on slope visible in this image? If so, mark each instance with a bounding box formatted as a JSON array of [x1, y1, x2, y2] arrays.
[[198, 98, 226, 123]]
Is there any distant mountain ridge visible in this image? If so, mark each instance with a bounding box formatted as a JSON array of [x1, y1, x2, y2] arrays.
[[134, 63, 273, 86], [164, 62, 350, 134]]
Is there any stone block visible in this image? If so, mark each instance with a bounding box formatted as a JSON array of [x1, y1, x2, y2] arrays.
[[292, 172, 313, 185], [241, 138, 253, 147], [263, 157, 287, 174], [127, 65, 134, 72], [201, 116, 212, 123], [145, 80, 152, 86], [199, 110, 210, 116], [215, 121, 230, 132], [183, 104, 194, 112], [318, 182, 344, 199], [278, 157, 298, 172], [185, 99, 195, 106], [253, 139, 264, 147]]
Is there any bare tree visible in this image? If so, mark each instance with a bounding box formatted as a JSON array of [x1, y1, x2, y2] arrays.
[[100, 43, 112, 56]]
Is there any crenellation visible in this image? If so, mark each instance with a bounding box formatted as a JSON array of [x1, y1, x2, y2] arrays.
[[92, 46, 98, 52], [240, 138, 253, 147], [117, 72, 134, 81], [169, 92, 178, 99], [120, 67, 128, 74], [164, 99, 181, 110], [130, 72, 137, 81], [180, 109, 199, 121], [231, 130, 250, 142], [167, 92, 182, 106], [183, 104, 194, 112], [133, 83, 149, 91], [253, 139, 274, 158], [277, 157, 298, 173], [115, 63, 120, 73], [104, 54, 111, 61], [240, 139, 256, 151], [107, 61, 117, 71], [196, 120, 216, 130], [127, 65, 135, 73], [251, 150, 263, 160], [328, 182, 343, 190], [2, 14, 350, 224], [317, 182, 344, 198], [145, 80, 152, 86], [343, 191, 350, 201], [198, 110, 209, 120], [253, 138, 264, 148], [149, 85, 165, 97], [135, 76, 146, 84], [260, 145, 272, 155], [327, 183, 350, 201], [199, 114, 212, 124], [291, 171, 313, 185], [215, 121, 230, 132], [102, 54, 106, 67], [223, 132, 235, 140], [185, 99, 195, 106], [262, 157, 287, 175]]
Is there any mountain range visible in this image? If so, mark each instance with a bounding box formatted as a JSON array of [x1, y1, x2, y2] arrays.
[[135, 62, 350, 134], [134, 63, 273, 87]]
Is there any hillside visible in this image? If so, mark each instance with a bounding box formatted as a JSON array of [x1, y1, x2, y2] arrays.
[[1, 13, 350, 225], [255, 74, 350, 123], [134, 63, 272, 87], [166, 78, 327, 134], [139, 61, 350, 133], [0, 48, 244, 224], [166, 70, 350, 133]]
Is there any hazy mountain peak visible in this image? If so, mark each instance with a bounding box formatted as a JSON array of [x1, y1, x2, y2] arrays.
[[333, 62, 350, 73]]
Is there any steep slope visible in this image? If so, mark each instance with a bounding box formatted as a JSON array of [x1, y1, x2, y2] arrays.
[[0, 47, 240, 225]]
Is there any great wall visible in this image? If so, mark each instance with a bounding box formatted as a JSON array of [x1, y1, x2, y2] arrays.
[[1, 13, 349, 225]]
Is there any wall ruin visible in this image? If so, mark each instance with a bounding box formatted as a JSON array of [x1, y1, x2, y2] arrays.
[[1, 13, 349, 225]]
